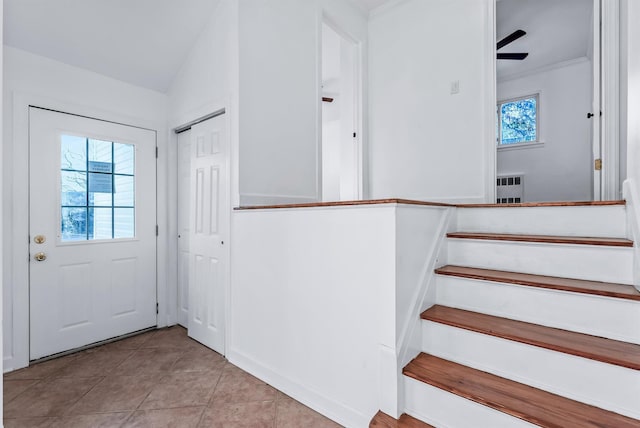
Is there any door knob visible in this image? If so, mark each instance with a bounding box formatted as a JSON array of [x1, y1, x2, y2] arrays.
[[34, 252, 47, 262], [34, 235, 46, 244]]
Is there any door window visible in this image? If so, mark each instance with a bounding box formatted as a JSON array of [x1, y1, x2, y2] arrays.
[[60, 135, 135, 241]]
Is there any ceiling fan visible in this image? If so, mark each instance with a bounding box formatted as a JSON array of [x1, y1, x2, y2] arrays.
[[497, 29, 529, 60]]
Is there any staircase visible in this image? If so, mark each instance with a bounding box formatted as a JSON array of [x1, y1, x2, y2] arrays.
[[372, 201, 640, 427]]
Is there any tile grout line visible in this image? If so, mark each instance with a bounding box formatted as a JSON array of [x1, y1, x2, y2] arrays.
[[58, 375, 109, 418], [195, 360, 226, 427], [3, 378, 43, 407]]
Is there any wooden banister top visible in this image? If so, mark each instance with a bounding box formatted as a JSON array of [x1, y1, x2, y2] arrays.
[[235, 199, 453, 210], [457, 200, 625, 208], [235, 199, 626, 211]]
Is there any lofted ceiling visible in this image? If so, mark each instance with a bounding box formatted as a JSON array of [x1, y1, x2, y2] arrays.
[[350, 0, 393, 13], [497, 0, 593, 80], [3, 0, 220, 93], [4, 0, 592, 92]]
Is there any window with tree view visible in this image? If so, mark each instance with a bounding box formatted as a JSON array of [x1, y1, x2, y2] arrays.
[[498, 94, 538, 146], [60, 135, 135, 241]]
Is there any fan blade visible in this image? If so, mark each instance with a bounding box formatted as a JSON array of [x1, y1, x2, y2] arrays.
[[497, 29, 526, 50], [497, 52, 529, 60]]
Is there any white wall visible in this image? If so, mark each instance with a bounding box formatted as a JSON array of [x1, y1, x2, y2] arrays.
[[229, 203, 450, 427], [166, 0, 239, 327], [238, 0, 367, 206], [497, 59, 593, 202], [231, 206, 396, 427], [369, 0, 495, 203], [167, 0, 238, 130], [622, 0, 640, 290], [626, 0, 640, 189], [2, 46, 168, 371]]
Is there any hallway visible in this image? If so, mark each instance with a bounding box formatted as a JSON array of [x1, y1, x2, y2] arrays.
[[3, 327, 341, 427]]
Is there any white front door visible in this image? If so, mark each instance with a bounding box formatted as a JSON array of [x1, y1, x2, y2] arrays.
[[29, 107, 157, 360], [187, 115, 228, 355]]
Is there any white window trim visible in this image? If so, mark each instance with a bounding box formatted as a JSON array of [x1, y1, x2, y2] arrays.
[[497, 92, 541, 149]]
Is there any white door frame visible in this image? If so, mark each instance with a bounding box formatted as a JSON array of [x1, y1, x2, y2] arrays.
[[6, 93, 167, 372], [489, 0, 620, 202], [319, 12, 365, 201]]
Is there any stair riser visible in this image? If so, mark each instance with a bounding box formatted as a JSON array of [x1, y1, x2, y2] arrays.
[[404, 377, 538, 428], [435, 276, 640, 344], [456, 205, 627, 238], [421, 321, 640, 419], [447, 239, 634, 284]]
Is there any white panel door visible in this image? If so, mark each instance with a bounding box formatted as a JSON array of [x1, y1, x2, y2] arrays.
[[29, 107, 157, 360], [177, 130, 191, 327], [188, 115, 228, 354]]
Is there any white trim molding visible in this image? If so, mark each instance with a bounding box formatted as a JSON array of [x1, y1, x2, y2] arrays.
[[485, 0, 497, 203]]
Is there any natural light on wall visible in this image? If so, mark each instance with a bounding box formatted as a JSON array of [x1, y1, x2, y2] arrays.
[[60, 135, 135, 241], [498, 94, 538, 145]]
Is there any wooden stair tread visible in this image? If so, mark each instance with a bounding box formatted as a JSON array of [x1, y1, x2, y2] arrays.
[[404, 353, 640, 428], [369, 411, 434, 428], [422, 305, 640, 370], [435, 265, 640, 301], [446, 232, 633, 247]]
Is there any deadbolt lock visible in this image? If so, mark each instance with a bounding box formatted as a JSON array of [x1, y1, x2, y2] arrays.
[[34, 252, 47, 262], [34, 235, 46, 244]]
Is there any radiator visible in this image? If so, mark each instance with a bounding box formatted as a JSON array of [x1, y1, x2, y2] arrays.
[[496, 175, 524, 204]]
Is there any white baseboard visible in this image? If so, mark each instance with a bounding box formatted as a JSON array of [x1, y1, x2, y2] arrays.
[[226, 347, 372, 428]]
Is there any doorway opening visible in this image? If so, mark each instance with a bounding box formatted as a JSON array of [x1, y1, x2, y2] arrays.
[[321, 20, 362, 201], [495, 0, 619, 203]]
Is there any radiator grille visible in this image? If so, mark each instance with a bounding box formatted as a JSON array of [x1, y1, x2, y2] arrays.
[[496, 175, 524, 204]]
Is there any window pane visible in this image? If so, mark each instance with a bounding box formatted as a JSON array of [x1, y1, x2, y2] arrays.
[[89, 208, 113, 239], [88, 139, 112, 163], [114, 175, 134, 206], [114, 143, 135, 175], [88, 173, 113, 206], [61, 171, 87, 206], [114, 208, 135, 238], [61, 207, 87, 241], [60, 136, 135, 242], [61, 135, 87, 171], [500, 97, 537, 145]]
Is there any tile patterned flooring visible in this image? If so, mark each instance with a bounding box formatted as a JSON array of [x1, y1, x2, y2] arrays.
[[3, 327, 342, 427]]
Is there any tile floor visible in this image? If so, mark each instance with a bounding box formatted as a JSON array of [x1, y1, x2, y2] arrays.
[[3, 326, 342, 428]]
